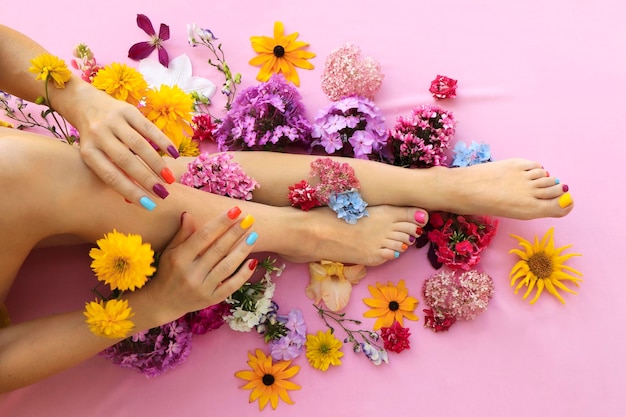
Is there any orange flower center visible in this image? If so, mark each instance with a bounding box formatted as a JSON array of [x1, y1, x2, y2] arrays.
[[528, 252, 552, 279]]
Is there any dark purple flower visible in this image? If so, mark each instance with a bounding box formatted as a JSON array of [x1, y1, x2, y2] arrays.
[[128, 14, 170, 67]]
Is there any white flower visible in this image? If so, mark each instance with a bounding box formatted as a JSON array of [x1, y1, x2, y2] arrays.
[[139, 54, 216, 99], [255, 297, 273, 317], [187, 23, 217, 45]]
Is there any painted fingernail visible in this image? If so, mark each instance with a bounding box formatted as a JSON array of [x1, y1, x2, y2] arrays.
[[227, 206, 242, 220], [147, 139, 159, 151], [240, 214, 255, 229], [414, 211, 426, 224], [416, 226, 423, 235], [139, 196, 157, 211], [394, 251, 400, 258], [401, 243, 408, 251], [409, 235, 416, 243], [546, 171, 550, 177], [161, 167, 176, 184], [167, 145, 180, 159], [180, 211, 187, 224], [555, 178, 560, 185], [248, 258, 259, 270], [246, 231, 259, 245], [124, 198, 133, 204], [562, 184, 569, 192], [153, 183, 169, 199], [558, 192, 573, 208]]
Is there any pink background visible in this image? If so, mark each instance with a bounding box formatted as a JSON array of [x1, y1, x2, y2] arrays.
[[2, 0, 625, 416]]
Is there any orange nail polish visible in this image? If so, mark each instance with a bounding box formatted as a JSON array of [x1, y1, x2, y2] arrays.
[[401, 243, 408, 251], [227, 206, 241, 220], [161, 167, 176, 184], [240, 214, 255, 229]]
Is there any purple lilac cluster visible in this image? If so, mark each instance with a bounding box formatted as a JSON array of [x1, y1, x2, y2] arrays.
[[214, 74, 312, 152], [265, 308, 307, 361]]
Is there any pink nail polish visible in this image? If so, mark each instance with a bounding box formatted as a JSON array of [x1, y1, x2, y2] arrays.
[[562, 184, 569, 192], [414, 211, 426, 224]]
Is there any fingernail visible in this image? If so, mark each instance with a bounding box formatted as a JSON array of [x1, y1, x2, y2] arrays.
[[240, 214, 255, 229], [180, 211, 187, 224], [401, 243, 408, 251], [248, 258, 259, 270], [147, 140, 159, 151], [246, 231, 259, 245], [167, 145, 180, 159], [546, 171, 550, 177], [153, 183, 169, 199], [139, 196, 157, 211], [416, 226, 423, 235], [555, 178, 560, 185], [558, 192, 573, 208], [414, 211, 426, 224], [161, 167, 176, 184], [409, 235, 416, 243], [562, 184, 569, 192], [124, 198, 133, 204], [227, 206, 242, 220], [394, 251, 400, 258]]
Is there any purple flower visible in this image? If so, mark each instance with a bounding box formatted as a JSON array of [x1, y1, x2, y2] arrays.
[[128, 14, 171, 67]]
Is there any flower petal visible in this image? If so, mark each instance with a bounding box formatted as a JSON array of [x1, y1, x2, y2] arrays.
[[136, 14, 156, 36], [158, 23, 170, 41], [158, 47, 170, 67], [128, 42, 155, 61]]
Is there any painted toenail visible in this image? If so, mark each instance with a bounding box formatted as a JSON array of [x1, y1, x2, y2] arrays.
[[555, 178, 560, 185], [416, 226, 423, 235], [562, 184, 569, 192], [401, 243, 408, 251], [559, 192, 573, 208], [414, 211, 426, 223], [409, 235, 416, 243], [394, 251, 400, 258]]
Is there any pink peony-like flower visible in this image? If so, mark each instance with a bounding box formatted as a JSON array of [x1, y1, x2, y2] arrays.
[[287, 180, 321, 211], [191, 114, 216, 142], [380, 321, 411, 353], [321, 43, 384, 101], [429, 75, 458, 99]]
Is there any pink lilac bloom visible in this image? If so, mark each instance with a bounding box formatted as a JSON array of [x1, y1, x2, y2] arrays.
[[180, 152, 259, 200], [388, 104, 456, 168], [128, 14, 171, 67], [310, 95, 389, 160], [214, 74, 312, 151]]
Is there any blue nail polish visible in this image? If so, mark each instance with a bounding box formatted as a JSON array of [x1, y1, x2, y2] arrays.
[[246, 231, 259, 246], [139, 196, 157, 211], [394, 251, 400, 258], [555, 178, 560, 185]]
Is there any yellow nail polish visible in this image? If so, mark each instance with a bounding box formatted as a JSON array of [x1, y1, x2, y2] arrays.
[[558, 192, 573, 208], [240, 214, 255, 229]]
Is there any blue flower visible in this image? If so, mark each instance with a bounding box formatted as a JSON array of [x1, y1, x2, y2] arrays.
[[328, 189, 369, 224], [451, 140, 492, 167]]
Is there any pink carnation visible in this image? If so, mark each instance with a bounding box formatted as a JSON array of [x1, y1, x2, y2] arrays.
[[429, 75, 458, 99]]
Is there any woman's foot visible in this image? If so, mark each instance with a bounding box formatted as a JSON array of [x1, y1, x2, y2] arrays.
[[440, 158, 574, 220], [280, 205, 428, 266]]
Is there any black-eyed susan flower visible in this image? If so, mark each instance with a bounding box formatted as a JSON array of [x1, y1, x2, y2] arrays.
[[92, 62, 148, 106], [509, 227, 583, 304], [140, 84, 194, 149], [305, 329, 344, 371], [28, 53, 72, 88], [249, 21, 315, 87], [363, 279, 419, 330], [84, 299, 135, 338], [235, 349, 301, 410], [89, 229, 156, 292]]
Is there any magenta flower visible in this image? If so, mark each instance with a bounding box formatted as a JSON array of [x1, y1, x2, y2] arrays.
[[128, 14, 170, 67]]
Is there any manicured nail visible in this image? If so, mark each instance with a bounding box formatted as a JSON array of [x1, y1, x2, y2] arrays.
[[394, 251, 400, 258], [240, 214, 255, 229], [248, 258, 259, 270], [558, 192, 573, 208], [546, 171, 550, 177], [416, 226, 423, 235], [153, 183, 169, 199], [409, 235, 416, 243], [139, 196, 157, 211], [124, 198, 133, 204], [167, 145, 180, 159], [401, 243, 408, 251], [180, 211, 187, 224], [562, 184, 569, 192], [147, 140, 159, 151], [414, 211, 426, 224], [555, 178, 560, 185], [246, 231, 259, 245], [227, 206, 242, 220], [161, 167, 176, 184]]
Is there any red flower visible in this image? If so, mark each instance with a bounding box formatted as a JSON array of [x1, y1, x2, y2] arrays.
[[423, 308, 457, 332], [429, 75, 457, 99], [288, 180, 321, 211], [192, 114, 216, 142], [128, 14, 170, 67], [380, 321, 411, 353]]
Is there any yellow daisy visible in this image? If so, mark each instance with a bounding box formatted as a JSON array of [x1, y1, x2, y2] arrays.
[[84, 299, 135, 338], [92, 62, 147, 105], [305, 329, 344, 371], [28, 53, 72, 88], [363, 279, 419, 330], [249, 21, 316, 86], [177, 135, 200, 157], [509, 227, 583, 304], [140, 84, 194, 148], [0, 120, 14, 128], [89, 229, 156, 292], [235, 349, 301, 410]]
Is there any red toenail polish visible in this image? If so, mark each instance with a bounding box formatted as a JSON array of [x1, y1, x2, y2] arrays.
[[416, 227, 423, 235], [562, 184, 569, 192]]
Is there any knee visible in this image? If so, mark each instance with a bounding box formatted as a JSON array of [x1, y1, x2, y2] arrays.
[[0, 132, 43, 188]]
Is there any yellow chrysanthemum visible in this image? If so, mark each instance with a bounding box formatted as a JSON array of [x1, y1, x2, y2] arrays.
[[177, 135, 200, 157], [92, 62, 147, 106], [89, 229, 155, 292], [363, 279, 419, 330], [140, 84, 194, 147], [235, 349, 301, 410], [249, 21, 316, 87], [305, 329, 343, 371], [509, 227, 583, 304], [0, 120, 13, 128], [28, 53, 72, 88], [84, 299, 135, 338]]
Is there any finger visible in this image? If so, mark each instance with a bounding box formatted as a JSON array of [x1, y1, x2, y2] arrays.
[[182, 207, 247, 262], [124, 109, 180, 160], [211, 259, 258, 302], [194, 215, 255, 271], [165, 212, 197, 250]]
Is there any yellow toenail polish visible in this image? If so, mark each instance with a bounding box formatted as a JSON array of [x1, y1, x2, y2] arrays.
[[558, 192, 573, 208], [240, 214, 255, 229]]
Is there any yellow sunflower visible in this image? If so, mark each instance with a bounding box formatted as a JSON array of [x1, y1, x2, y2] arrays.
[[235, 349, 301, 410], [28, 53, 72, 88], [140, 84, 194, 148], [89, 229, 156, 292], [84, 299, 135, 338], [509, 227, 583, 304], [363, 279, 419, 330], [92, 62, 147, 105], [249, 21, 316, 86], [305, 329, 344, 371]]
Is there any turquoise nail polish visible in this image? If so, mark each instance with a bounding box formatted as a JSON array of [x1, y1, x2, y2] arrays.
[[555, 178, 560, 185], [139, 196, 157, 211], [394, 251, 400, 258], [246, 231, 259, 246]]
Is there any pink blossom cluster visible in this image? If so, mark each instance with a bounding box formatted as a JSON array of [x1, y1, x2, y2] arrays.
[[427, 211, 499, 270], [180, 152, 259, 200], [422, 269, 495, 325], [388, 104, 456, 168]]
